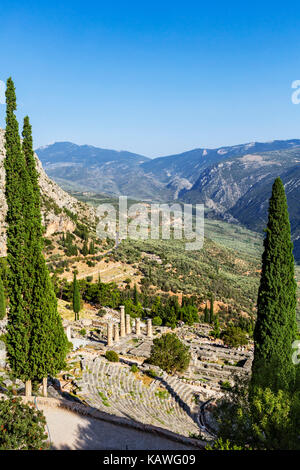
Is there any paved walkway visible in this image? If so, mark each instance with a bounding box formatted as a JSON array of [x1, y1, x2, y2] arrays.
[[42, 407, 200, 450]]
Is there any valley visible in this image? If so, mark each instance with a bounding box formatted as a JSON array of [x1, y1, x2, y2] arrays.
[[36, 139, 300, 262]]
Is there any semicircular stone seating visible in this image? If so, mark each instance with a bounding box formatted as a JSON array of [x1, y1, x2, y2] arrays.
[[75, 357, 203, 438]]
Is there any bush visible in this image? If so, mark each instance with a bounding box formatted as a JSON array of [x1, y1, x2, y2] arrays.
[[130, 364, 138, 373], [97, 308, 106, 317], [79, 328, 87, 336], [147, 369, 158, 379], [0, 394, 48, 450], [105, 350, 119, 362], [220, 380, 232, 391], [149, 333, 191, 374], [221, 326, 248, 348], [152, 316, 162, 326]]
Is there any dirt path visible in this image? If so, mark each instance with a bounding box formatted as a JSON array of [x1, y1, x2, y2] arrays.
[[41, 407, 199, 450]]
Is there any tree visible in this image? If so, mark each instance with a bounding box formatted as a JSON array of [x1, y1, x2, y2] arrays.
[[0, 276, 6, 320], [149, 333, 191, 374], [221, 325, 248, 348], [81, 240, 88, 256], [214, 378, 300, 450], [203, 303, 210, 323], [72, 272, 81, 320], [210, 315, 221, 339], [133, 284, 138, 305], [152, 316, 162, 326], [181, 304, 198, 325], [251, 177, 298, 393], [21, 115, 68, 382], [209, 293, 214, 323], [89, 240, 95, 255], [0, 394, 48, 450], [4, 78, 32, 381]]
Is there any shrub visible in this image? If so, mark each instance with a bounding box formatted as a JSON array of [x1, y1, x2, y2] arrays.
[[130, 364, 138, 373], [221, 326, 248, 348], [79, 328, 87, 336], [152, 316, 162, 326], [0, 394, 48, 450], [220, 380, 232, 391], [147, 369, 158, 379], [105, 350, 119, 362]]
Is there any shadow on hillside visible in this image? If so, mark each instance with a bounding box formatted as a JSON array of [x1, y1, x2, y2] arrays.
[[50, 416, 196, 451]]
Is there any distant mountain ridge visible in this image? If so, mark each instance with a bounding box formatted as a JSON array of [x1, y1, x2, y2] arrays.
[[36, 142, 171, 200], [35, 139, 300, 260]]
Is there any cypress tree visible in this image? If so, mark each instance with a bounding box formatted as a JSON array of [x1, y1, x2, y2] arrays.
[[209, 293, 214, 324], [0, 276, 6, 320], [133, 284, 138, 306], [89, 240, 95, 255], [81, 240, 88, 256], [72, 272, 81, 321], [22, 115, 68, 382], [251, 177, 298, 392], [4, 78, 32, 380], [204, 304, 209, 323]]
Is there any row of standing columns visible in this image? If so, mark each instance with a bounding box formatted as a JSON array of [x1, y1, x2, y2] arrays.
[[107, 306, 152, 347]]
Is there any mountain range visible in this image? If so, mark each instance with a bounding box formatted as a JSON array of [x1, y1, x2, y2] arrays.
[[35, 139, 300, 260]]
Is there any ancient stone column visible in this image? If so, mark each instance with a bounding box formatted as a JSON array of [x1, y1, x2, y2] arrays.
[[25, 380, 32, 397], [120, 306, 126, 338], [126, 314, 131, 335], [107, 322, 113, 347], [65, 325, 71, 342], [147, 318, 152, 337], [42, 377, 48, 397], [135, 318, 141, 336], [114, 323, 119, 343]]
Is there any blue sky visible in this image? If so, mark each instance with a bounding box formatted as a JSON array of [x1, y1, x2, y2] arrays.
[[1, 1, 300, 157]]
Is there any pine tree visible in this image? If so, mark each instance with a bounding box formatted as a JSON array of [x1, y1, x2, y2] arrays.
[[4, 78, 32, 380], [22, 115, 68, 381], [0, 276, 6, 320], [251, 177, 298, 392], [72, 272, 81, 321]]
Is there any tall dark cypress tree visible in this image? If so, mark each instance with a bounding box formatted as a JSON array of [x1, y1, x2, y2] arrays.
[[22, 116, 68, 381], [0, 276, 6, 320], [209, 293, 214, 324], [204, 304, 209, 323], [251, 177, 297, 392], [4, 78, 32, 380], [72, 272, 81, 321], [133, 284, 138, 306]]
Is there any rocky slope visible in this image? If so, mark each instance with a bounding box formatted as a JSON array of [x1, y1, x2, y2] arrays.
[[0, 129, 96, 256]]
